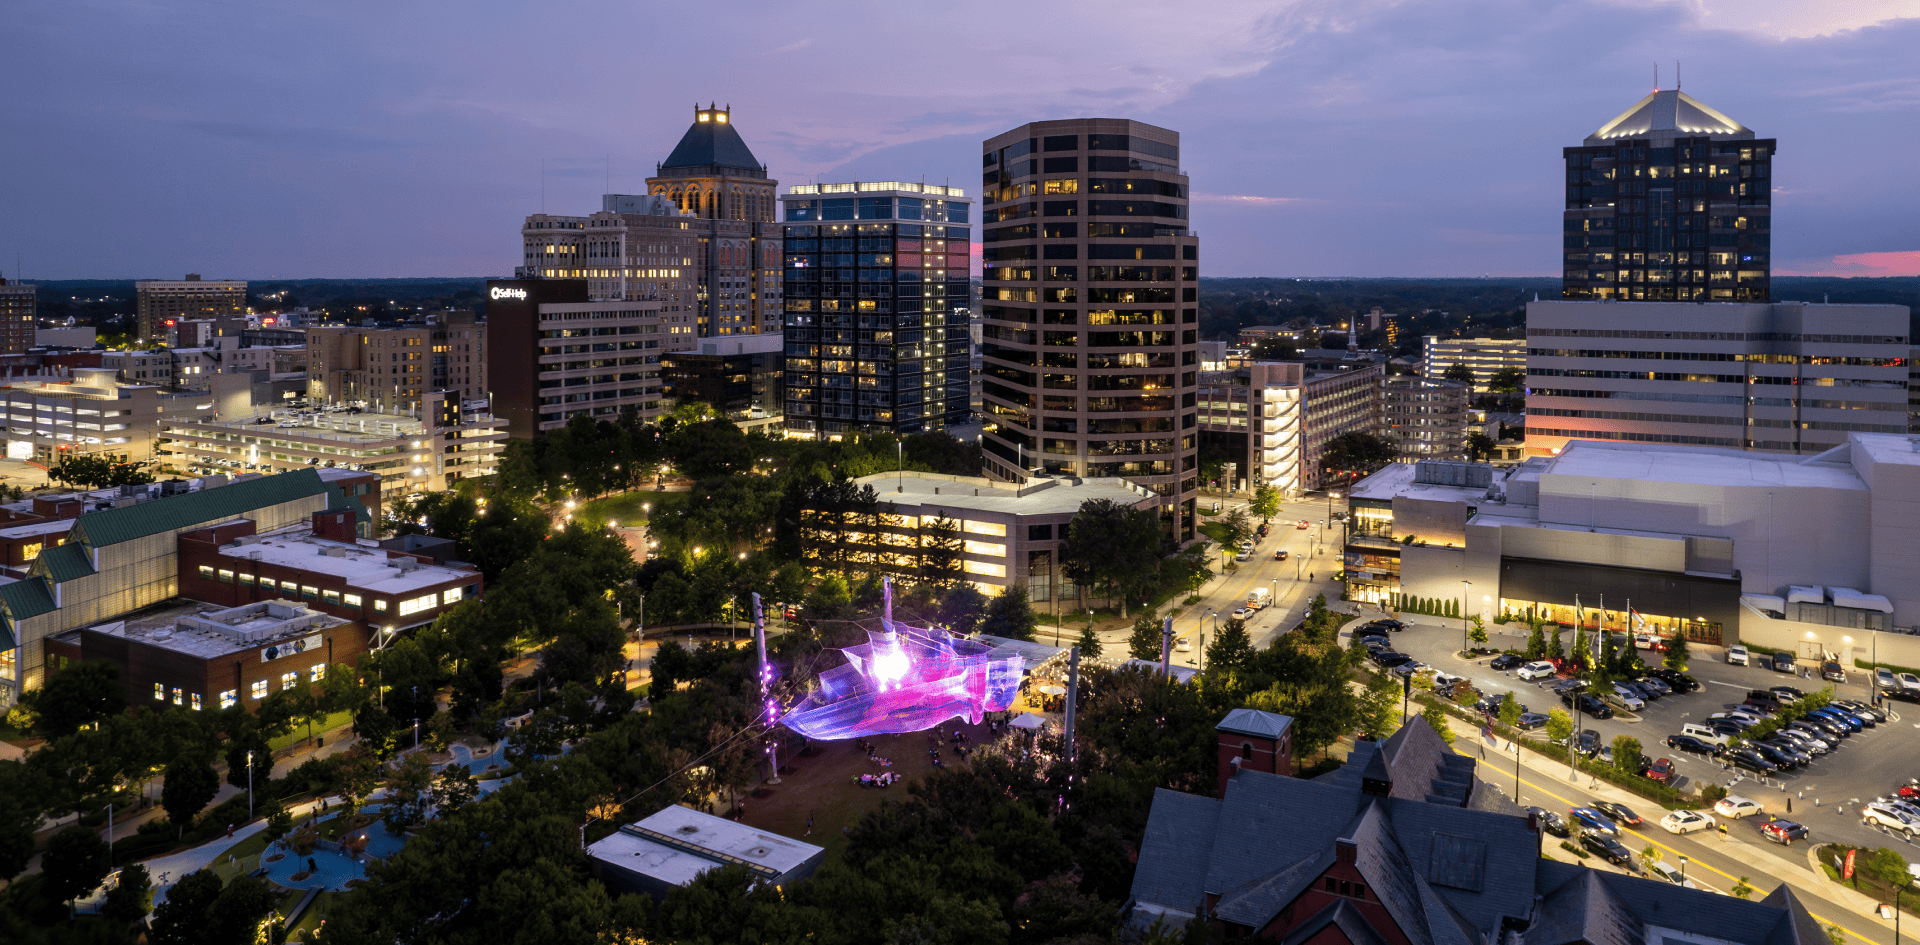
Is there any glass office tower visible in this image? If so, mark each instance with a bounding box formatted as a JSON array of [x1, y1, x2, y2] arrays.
[[779, 183, 973, 437]]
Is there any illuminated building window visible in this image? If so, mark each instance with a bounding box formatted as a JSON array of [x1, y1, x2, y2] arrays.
[[220, 690, 237, 709], [154, 682, 165, 701], [964, 560, 1007, 577], [251, 680, 269, 700]]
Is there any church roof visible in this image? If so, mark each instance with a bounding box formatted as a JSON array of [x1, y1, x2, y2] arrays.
[[1587, 88, 1753, 144], [659, 105, 765, 174]]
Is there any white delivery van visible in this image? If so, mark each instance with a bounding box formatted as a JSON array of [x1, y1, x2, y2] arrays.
[[1247, 587, 1272, 610]]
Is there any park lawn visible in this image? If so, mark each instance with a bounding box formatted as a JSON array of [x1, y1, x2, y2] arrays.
[[1198, 522, 1230, 545], [287, 889, 343, 942], [270, 712, 354, 752], [576, 489, 677, 528]]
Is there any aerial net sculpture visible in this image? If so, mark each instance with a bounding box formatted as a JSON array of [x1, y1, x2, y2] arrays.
[[779, 578, 1026, 740]]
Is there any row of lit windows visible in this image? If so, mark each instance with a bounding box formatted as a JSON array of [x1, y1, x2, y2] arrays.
[[154, 663, 329, 710]]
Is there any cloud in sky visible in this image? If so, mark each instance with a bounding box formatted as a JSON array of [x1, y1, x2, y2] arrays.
[[0, 0, 1914, 279]]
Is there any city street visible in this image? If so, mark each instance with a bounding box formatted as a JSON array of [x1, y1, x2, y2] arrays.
[[1162, 492, 1355, 667]]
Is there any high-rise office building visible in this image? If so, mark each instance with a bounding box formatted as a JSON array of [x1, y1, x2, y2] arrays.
[[646, 105, 783, 338], [1561, 87, 1774, 302], [1422, 336, 1525, 391], [979, 119, 1199, 542], [0, 279, 34, 354], [483, 279, 666, 439], [778, 182, 973, 437], [136, 275, 246, 343], [1381, 377, 1468, 461], [520, 193, 700, 348]]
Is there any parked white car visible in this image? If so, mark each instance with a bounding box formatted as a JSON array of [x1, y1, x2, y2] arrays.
[[1517, 661, 1557, 681], [1660, 810, 1716, 835], [1864, 801, 1919, 839], [1899, 672, 1920, 692], [1648, 860, 1698, 887], [1714, 796, 1763, 819], [1727, 644, 1750, 665], [1877, 668, 1898, 690], [1611, 683, 1645, 711]]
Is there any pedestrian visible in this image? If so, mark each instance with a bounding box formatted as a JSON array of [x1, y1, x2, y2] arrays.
[[806, 814, 813, 835], [226, 823, 234, 839], [309, 857, 318, 874], [1310, 573, 1315, 582]]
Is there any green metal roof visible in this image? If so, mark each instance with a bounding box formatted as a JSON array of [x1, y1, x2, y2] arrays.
[[38, 543, 94, 584], [0, 577, 56, 623], [71, 469, 330, 549]]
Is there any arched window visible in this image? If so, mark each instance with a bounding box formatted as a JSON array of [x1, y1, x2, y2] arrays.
[[1241, 743, 1254, 761]]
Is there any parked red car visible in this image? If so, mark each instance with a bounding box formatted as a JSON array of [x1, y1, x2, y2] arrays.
[[1640, 757, 1675, 784]]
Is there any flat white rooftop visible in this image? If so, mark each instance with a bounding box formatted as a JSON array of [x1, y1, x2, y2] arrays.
[[1545, 441, 1865, 491], [1346, 463, 1491, 505], [67, 599, 350, 660], [217, 524, 476, 595], [588, 805, 822, 887], [854, 473, 1155, 519]]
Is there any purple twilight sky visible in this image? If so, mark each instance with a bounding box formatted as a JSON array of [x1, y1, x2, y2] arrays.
[[4, 0, 1917, 281]]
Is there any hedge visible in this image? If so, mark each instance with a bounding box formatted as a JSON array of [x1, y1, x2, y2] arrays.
[[1407, 688, 1690, 808]]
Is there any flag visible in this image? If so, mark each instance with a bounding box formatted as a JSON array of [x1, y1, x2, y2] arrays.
[[1629, 607, 1646, 634]]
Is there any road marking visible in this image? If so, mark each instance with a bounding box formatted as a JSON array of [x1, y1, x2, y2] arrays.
[[1708, 680, 1747, 689]]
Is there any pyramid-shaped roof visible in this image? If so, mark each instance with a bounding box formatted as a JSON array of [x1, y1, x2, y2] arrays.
[[659, 104, 765, 175], [1586, 88, 1753, 144]]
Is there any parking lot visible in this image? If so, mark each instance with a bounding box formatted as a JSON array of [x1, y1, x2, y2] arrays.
[[1352, 614, 1920, 859]]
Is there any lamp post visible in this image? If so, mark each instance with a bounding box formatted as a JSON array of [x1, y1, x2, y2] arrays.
[[1199, 608, 1215, 671], [1678, 855, 1687, 888], [1461, 580, 1473, 654], [247, 750, 255, 818]]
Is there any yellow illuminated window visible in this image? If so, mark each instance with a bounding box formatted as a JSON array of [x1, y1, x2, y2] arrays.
[[963, 520, 1008, 537], [963, 540, 1006, 557], [964, 560, 1007, 577]]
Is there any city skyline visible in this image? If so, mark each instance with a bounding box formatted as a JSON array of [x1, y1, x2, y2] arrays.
[[4, 1, 1917, 281]]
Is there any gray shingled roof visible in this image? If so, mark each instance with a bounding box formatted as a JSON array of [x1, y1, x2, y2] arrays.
[[1347, 801, 1431, 945], [1529, 870, 1645, 945], [660, 110, 764, 172], [1214, 850, 1333, 929], [1759, 885, 1830, 945], [1129, 788, 1222, 916], [1218, 708, 1293, 739], [1277, 899, 1393, 945]]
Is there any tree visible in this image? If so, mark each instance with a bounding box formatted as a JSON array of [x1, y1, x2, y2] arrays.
[[1205, 618, 1255, 673], [160, 752, 219, 838], [918, 514, 964, 590], [1420, 702, 1455, 746], [24, 659, 127, 738], [149, 869, 223, 945], [804, 573, 855, 621], [1545, 708, 1573, 744], [1638, 844, 1660, 874], [1468, 616, 1489, 650], [41, 823, 111, 911], [1525, 619, 1547, 659], [1320, 431, 1398, 481], [103, 861, 153, 924], [665, 418, 756, 480], [1359, 671, 1399, 739], [1465, 431, 1497, 462], [1858, 846, 1911, 888], [980, 585, 1038, 642], [1127, 611, 1165, 661], [1611, 735, 1642, 775], [50, 454, 155, 489], [206, 874, 279, 945], [1062, 498, 1164, 618], [1220, 508, 1253, 550], [431, 763, 481, 818], [1547, 623, 1565, 660], [0, 761, 44, 879], [1664, 633, 1691, 672], [1731, 876, 1754, 900], [382, 752, 436, 835], [1249, 485, 1282, 523], [1076, 623, 1103, 661], [934, 583, 987, 636], [1498, 693, 1522, 728], [1441, 363, 1475, 384], [1488, 367, 1526, 394]]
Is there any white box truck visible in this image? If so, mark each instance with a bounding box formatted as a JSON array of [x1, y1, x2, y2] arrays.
[[1247, 587, 1271, 610]]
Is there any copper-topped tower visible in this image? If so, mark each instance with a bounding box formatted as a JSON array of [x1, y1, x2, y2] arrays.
[[1561, 86, 1774, 302], [648, 104, 782, 337]]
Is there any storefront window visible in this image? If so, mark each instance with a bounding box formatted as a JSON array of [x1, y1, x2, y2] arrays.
[[251, 680, 268, 700]]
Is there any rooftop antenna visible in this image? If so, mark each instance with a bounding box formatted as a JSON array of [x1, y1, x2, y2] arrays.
[[1676, 61, 1682, 90], [541, 158, 546, 214]]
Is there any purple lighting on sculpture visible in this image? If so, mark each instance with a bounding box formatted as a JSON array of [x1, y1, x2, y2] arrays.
[[780, 579, 1025, 741]]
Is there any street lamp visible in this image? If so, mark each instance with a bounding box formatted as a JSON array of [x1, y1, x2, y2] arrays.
[[1678, 855, 1687, 887], [247, 750, 255, 818], [1199, 608, 1215, 670]]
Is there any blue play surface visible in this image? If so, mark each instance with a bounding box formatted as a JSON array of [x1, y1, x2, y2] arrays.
[[262, 811, 410, 891]]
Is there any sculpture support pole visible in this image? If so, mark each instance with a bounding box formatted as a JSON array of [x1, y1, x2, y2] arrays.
[[755, 592, 780, 784], [1064, 645, 1080, 767]]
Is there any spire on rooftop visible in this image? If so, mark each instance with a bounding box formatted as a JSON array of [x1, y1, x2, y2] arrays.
[[1585, 88, 1753, 145]]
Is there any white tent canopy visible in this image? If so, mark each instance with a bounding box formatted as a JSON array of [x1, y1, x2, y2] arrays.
[[1008, 714, 1047, 730]]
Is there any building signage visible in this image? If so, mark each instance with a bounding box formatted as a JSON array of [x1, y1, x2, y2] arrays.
[[490, 286, 528, 301], [261, 633, 324, 663]]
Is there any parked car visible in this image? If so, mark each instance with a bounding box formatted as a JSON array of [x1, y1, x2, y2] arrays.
[[1727, 750, 1778, 774], [1748, 742, 1804, 771], [1810, 707, 1863, 732], [1370, 650, 1409, 667], [1773, 652, 1797, 674], [1238, 540, 1254, 555], [1634, 633, 1659, 650], [1679, 723, 1731, 746], [1581, 833, 1634, 866], [1490, 654, 1524, 670], [1516, 712, 1549, 730], [1640, 757, 1676, 784], [1610, 683, 1645, 711], [1877, 667, 1899, 691], [1367, 619, 1408, 632], [1563, 692, 1614, 720], [1572, 730, 1601, 756], [1899, 672, 1920, 691], [1569, 807, 1620, 836], [1835, 699, 1886, 722], [1517, 661, 1557, 681], [1231, 607, 1253, 620], [1390, 661, 1425, 678], [1592, 801, 1644, 827], [1727, 644, 1750, 665], [1666, 733, 1722, 756], [1895, 780, 1920, 801], [1527, 806, 1570, 837], [1884, 687, 1920, 704], [1660, 810, 1716, 835], [1648, 860, 1696, 887], [1714, 796, 1764, 819], [1769, 685, 1804, 703], [1634, 676, 1672, 697], [1822, 661, 1847, 683], [1863, 801, 1919, 839], [1648, 669, 1700, 692], [1880, 798, 1920, 822], [1743, 691, 1782, 713], [1759, 818, 1809, 845]]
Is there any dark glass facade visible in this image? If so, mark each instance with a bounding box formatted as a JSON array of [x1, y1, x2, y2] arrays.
[[780, 187, 973, 436]]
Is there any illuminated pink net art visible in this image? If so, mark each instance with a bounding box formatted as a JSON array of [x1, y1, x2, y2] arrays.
[[781, 581, 1025, 740]]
